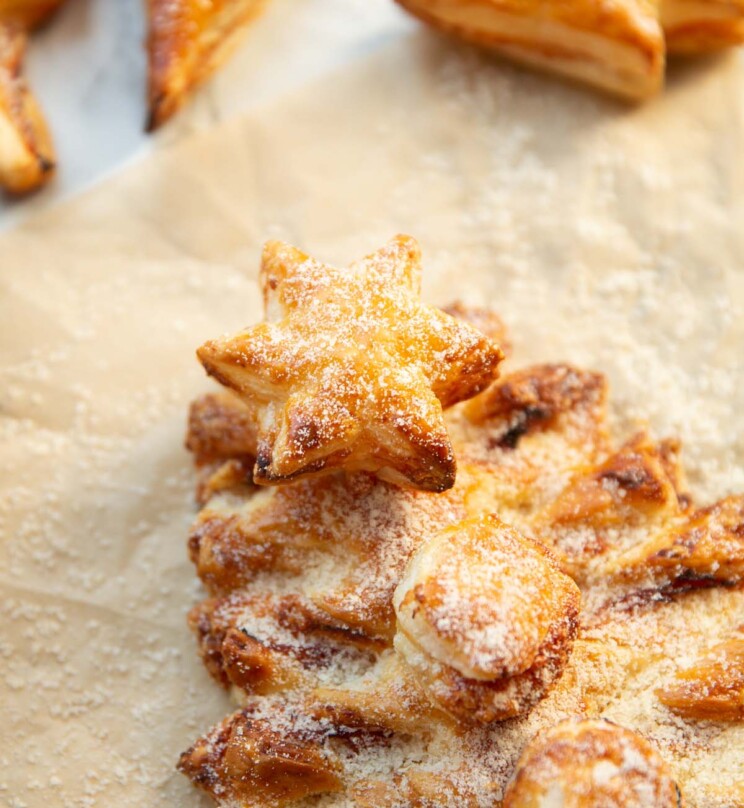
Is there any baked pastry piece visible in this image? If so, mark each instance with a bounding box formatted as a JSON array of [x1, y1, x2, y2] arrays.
[[395, 0, 744, 98], [197, 236, 503, 492], [146, 0, 268, 130], [503, 718, 683, 807], [180, 283, 744, 805], [0, 21, 54, 193], [395, 0, 666, 99], [394, 514, 580, 723]]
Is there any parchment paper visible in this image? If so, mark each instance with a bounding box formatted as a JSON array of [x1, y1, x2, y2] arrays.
[[1, 30, 743, 808]]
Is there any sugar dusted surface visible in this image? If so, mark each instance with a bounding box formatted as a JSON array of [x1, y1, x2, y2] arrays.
[[1, 25, 743, 808], [181, 349, 743, 802], [396, 519, 576, 677], [197, 235, 501, 489]]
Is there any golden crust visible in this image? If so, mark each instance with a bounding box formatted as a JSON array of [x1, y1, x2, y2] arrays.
[[574, 586, 744, 805], [661, 0, 744, 51], [194, 457, 255, 505], [656, 628, 744, 720], [178, 705, 344, 808], [0, 22, 54, 194], [464, 363, 607, 436], [664, 17, 744, 49], [503, 718, 683, 808], [146, 0, 268, 130], [351, 772, 480, 807], [543, 434, 685, 531], [186, 390, 258, 465], [0, 0, 66, 29], [394, 0, 744, 96], [187, 493, 316, 591], [308, 651, 445, 736], [606, 494, 744, 588], [536, 432, 689, 577], [395, 0, 665, 99], [396, 0, 664, 54], [189, 593, 378, 694], [189, 469, 468, 638], [456, 363, 610, 522], [197, 236, 504, 492], [187, 302, 509, 471]]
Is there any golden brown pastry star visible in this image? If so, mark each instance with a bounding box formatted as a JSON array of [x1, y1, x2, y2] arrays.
[[197, 235, 503, 491]]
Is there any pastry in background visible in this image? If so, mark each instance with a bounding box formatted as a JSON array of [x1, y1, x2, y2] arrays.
[[146, 0, 268, 130], [0, 0, 65, 29], [395, 0, 744, 97], [394, 0, 666, 99], [0, 22, 54, 194]]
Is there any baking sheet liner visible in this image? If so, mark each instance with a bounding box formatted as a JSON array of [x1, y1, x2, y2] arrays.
[[1, 32, 743, 807]]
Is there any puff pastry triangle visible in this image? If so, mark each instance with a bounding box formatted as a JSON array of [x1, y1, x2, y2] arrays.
[[146, 0, 267, 130], [396, 0, 666, 98]]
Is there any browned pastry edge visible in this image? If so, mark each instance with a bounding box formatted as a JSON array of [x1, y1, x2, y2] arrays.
[[0, 0, 66, 29], [394, 515, 582, 723], [656, 627, 744, 720], [178, 706, 346, 807], [503, 718, 684, 807], [186, 390, 258, 465], [196, 238, 504, 492], [661, 0, 744, 51], [394, 0, 665, 99], [664, 17, 744, 50], [146, 0, 268, 130], [442, 301, 513, 358], [189, 592, 382, 693], [0, 21, 55, 194]]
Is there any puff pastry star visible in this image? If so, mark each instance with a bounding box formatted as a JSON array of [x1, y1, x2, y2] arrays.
[[197, 235, 503, 492]]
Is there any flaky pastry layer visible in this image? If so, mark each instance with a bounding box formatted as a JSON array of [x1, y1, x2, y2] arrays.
[[395, 0, 665, 99]]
